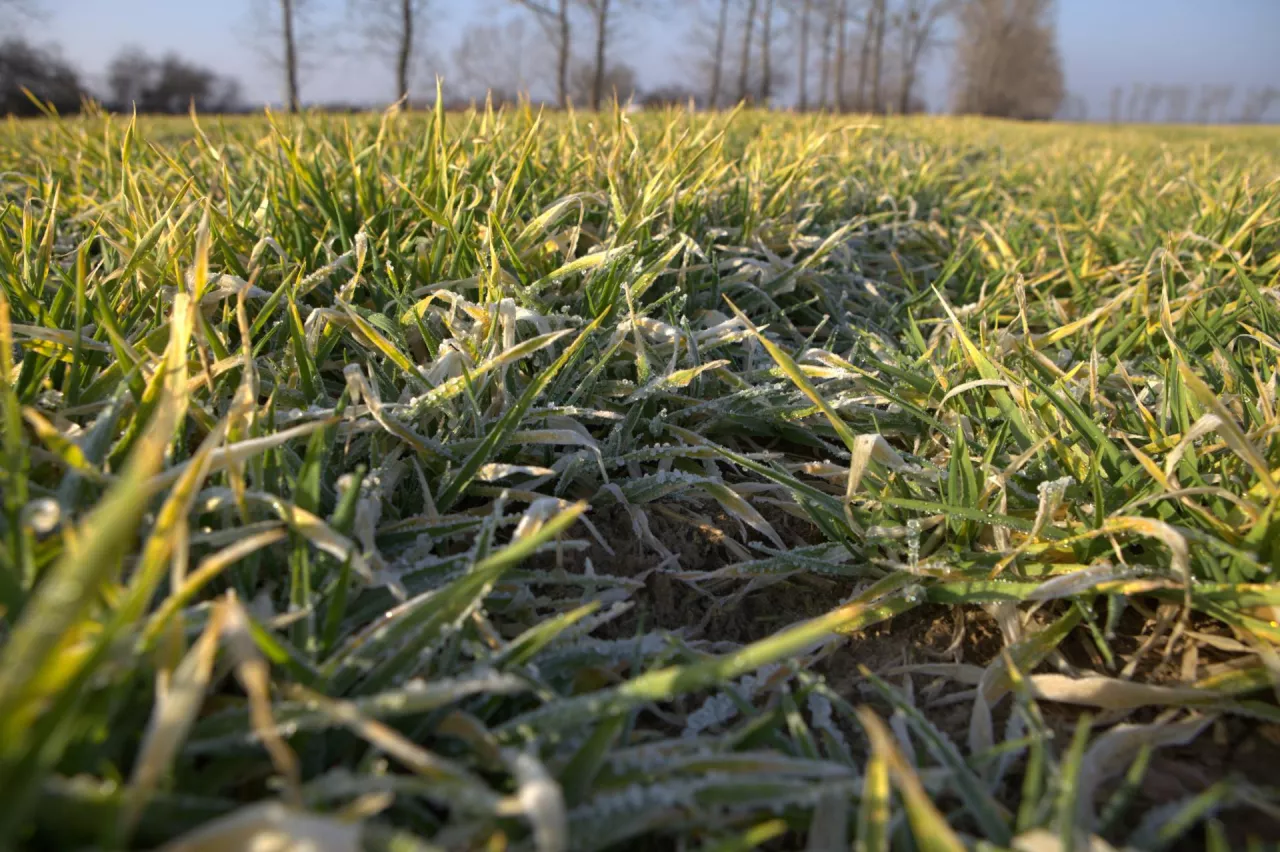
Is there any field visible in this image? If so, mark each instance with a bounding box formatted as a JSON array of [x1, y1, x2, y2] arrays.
[[1, 104, 1279, 850]]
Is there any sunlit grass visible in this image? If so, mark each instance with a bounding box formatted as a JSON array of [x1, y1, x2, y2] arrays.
[[1, 102, 1279, 850]]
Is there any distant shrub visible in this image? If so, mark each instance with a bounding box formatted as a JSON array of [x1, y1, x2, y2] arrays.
[[105, 48, 242, 114], [0, 38, 86, 116]]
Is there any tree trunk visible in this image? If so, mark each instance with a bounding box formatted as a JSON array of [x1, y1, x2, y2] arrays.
[[396, 0, 413, 103], [280, 0, 300, 113], [898, 7, 921, 115], [758, 0, 773, 104], [736, 0, 758, 104], [557, 0, 570, 108], [797, 0, 811, 111], [818, 14, 832, 110], [897, 3, 914, 115], [897, 1, 946, 116], [590, 0, 610, 110], [833, 0, 847, 112], [899, 46, 914, 114], [869, 0, 886, 113], [709, 0, 730, 108], [855, 1, 871, 111]]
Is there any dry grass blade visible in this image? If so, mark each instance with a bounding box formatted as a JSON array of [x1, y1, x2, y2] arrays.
[[223, 594, 302, 807], [1021, 675, 1233, 710], [157, 801, 361, 852], [121, 601, 228, 838], [509, 750, 568, 852], [1075, 714, 1215, 833]]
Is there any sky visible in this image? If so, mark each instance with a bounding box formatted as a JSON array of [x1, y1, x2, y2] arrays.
[[26, 0, 1280, 121]]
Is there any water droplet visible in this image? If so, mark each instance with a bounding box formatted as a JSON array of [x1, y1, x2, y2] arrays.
[[906, 518, 921, 571]]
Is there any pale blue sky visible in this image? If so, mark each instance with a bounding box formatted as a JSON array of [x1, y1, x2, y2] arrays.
[[28, 0, 1280, 120]]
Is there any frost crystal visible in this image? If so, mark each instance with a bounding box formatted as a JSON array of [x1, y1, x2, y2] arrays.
[[682, 664, 784, 737], [807, 692, 849, 752]]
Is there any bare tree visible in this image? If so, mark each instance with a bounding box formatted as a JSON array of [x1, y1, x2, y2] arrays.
[[247, 0, 333, 112], [1213, 85, 1236, 122], [348, 0, 432, 103], [952, 0, 1064, 120], [1192, 85, 1209, 123], [279, 0, 301, 112], [833, 0, 849, 110], [894, 0, 950, 115], [735, 0, 758, 103], [394, 0, 416, 101], [855, 1, 873, 111], [1194, 85, 1236, 124], [578, 0, 614, 109], [1108, 86, 1122, 123], [689, 0, 777, 110], [1140, 85, 1163, 122], [708, 0, 731, 107], [577, 0, 651, 110], [1190, 85, 1218, 123], [510, 0, 571, 108], [817, 4, 834, 108], [794, 0, 813, 110], [244, 0, 327, 111], [1126, 82, 1144, 121], [451, 19, 534, 103], [757, 0, 775, 104], [1240, 87, 1279, 124], [1165, 85, 1189, 123], [867, 0, 886, 112], [577, 0, 655, 110]]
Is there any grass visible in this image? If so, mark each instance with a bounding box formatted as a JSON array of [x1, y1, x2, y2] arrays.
[[1, 100, 1279, 850]]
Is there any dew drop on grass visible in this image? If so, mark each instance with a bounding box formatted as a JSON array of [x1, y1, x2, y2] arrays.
[[21, 498, 61, 537], [906, 518, 922, 571]]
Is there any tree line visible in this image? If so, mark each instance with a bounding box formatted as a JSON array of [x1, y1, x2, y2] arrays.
[[1108, 83, 1279, 125], [0, 0, 1272, 123], [271, 0, 1063, 119], [0, 38, 244, 115]]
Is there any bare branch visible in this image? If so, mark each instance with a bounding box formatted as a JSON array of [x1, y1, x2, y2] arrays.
[[348, 0, 434, 102]]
